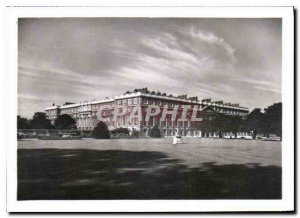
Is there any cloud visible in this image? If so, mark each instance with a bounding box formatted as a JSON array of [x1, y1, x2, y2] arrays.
[[189, 27, 236, 57], [231, 77, 281, 94], [19, 63, 110, 87], [231, 77, 280, 87], [141, 36, 199, 64], [253, 86, 281, 94], [17, 18, 282, 117]]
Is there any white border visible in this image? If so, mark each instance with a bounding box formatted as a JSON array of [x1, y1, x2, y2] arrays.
[[5, 6, 294, 212]]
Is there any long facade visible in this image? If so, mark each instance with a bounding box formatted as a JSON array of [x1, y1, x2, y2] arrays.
[[45, 90, 249, 137]]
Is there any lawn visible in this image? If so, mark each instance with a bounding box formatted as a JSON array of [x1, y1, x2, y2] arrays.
[[17, 138, 281, 200]]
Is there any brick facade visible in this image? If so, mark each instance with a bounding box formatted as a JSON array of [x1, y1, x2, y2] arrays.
[[45, 91, 249, 137]]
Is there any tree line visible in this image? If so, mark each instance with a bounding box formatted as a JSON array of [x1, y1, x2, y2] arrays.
[[17, 112, 76, 130], [198, 102, 282, 140]]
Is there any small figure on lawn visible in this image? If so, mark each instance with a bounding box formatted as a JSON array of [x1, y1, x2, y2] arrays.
[[173, 128, 182, 144]]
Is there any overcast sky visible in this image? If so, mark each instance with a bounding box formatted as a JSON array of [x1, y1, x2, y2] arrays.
[[18, 18, 282, 118]]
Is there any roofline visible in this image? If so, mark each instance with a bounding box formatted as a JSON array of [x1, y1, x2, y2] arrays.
[[45, 92, 249, 112]]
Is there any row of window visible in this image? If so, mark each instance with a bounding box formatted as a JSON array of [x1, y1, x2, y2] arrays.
[[78, 126, 93, 130], [142, 98, 186, 108], [61, 108, 78, 114], [91, 103, 115, 110], [77, 118, 94, 127], [46, 110, 57, 115], [143, 119, 191, 128], [117, 98, 139, 106], [46, 115, 57, 120], [213, 107, 247, 115], [116, 98, 194, 108], [60, 103, 114, 114]]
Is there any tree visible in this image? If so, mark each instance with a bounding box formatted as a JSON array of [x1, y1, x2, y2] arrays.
[[229, 116, 244, 138], [30, 112, 52, 129], [54, 114, 76, 129], [149, 125, 161, 138], [194, 116, 213, 137], [17, 115, 31, 129], [211, 114, 232, 138], [244, 108, 264, 139], [92, 121, 110, 139], [205, 114, 244, 138], [263, 103, 282, 140]]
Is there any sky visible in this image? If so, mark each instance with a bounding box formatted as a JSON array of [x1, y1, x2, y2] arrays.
[[18, 18, 282, 118]]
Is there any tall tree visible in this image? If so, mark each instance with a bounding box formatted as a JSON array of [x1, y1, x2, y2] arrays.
[[263, 103, 282, 140], [211, 114, 233, 138], [17, 115, 31, 129], [54, 114, 76, 129], [195, 119, 213, 137], [244, 108, 264, 139], [30, 112, 52, 129], [229, 116, 244, 138]]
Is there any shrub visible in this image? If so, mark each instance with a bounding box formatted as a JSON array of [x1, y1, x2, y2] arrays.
[[92, 121, 110, 139], [110, 133, 130, 139], [111, 128, 129, 135]]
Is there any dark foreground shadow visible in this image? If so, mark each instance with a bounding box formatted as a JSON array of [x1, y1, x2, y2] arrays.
[[18, 149, 281, 200]]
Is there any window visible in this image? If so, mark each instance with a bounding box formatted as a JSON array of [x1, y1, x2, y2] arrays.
[[128, 99, 133, 105], [133, 98, 138, 105], [118, 100, 122, 105], [123, 99, 127, 106]]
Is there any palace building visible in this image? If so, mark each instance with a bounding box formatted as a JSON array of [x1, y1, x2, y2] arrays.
[[45, 88, 249, 137]]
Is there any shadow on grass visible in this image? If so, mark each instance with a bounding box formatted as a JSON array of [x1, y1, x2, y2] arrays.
[[18, 149, 281, 200]]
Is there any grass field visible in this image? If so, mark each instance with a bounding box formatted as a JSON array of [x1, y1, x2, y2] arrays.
[[18, 138, 281, 200]]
